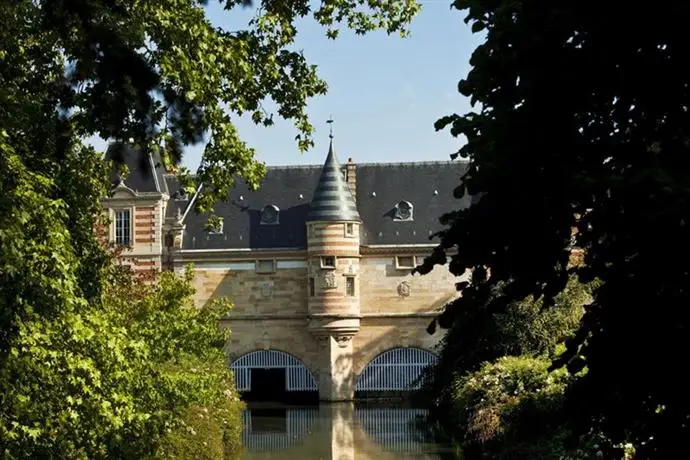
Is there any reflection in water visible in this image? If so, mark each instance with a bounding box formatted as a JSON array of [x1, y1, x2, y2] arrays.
[[357, 408, 436, 454], [241, 404, 456, 459], [242, 408, 317, 452]]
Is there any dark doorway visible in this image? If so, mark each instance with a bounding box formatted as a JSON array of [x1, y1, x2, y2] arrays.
[[241, 367, 319, 404], [246, 368, 286, 402]]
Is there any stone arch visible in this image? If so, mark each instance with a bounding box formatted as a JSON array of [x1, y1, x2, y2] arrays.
[[352, 333, 438, 379], [229, 348, 318, 392], [226, 342, 319, 379], [355, 347, 438, 392]]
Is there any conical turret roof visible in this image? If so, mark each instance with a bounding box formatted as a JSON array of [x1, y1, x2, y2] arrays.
[[307, 140, 360, 222]]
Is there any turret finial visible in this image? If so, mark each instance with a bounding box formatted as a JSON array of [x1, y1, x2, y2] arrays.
[[327, 115, 334, 139]]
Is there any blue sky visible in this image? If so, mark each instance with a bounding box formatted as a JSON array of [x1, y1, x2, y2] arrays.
[[89, 1, 482, 170]]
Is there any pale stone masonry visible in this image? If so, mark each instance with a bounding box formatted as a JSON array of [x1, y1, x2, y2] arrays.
[[101, 140, 472, 401]]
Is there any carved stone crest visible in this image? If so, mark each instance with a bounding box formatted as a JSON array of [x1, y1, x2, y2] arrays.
[[261, 282, 273, 299], [397, 281, 411, 297], [322, 271, 337, 289], [173, 234, 182, 249]]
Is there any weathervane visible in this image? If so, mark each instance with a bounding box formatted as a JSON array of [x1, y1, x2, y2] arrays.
[[326, 115, 334, 139]]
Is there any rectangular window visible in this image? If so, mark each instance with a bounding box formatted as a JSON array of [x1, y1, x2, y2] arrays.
[[255, 260, 276, 274], [114, 209, 131, 245], [309, 278, 315, 296], [345, 222, 355, 237], [395, 255, 416, 270], [346, 277, 355, 296], [320, 256, 336, 269]]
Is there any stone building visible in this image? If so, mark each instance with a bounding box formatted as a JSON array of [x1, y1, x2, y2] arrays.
[[101, 139, 470, 401]]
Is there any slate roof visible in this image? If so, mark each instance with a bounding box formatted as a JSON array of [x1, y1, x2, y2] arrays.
[[355, 161, 470, 245], [179, 166, 322, 250], [177, 158, 471, 250], [165, 175, 188, 219], [105, 143, 168, 195], [307, 141, 360, 222]]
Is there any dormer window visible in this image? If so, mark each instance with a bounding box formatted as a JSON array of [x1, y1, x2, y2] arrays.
[[394, 200, 414, 221], [260, 205, 280, 225], [205, 216, 224, 234]]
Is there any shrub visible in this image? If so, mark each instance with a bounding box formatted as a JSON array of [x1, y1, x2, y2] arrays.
[[430, 276, 592, 420], [449, 356, 597, 459], [159, 394, 245, 460]]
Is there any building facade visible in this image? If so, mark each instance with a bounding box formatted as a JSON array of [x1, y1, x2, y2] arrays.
[[102, 140, 471, 401]]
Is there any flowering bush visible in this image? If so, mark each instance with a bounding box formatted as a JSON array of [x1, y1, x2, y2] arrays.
[[449, 356, 599, 459]]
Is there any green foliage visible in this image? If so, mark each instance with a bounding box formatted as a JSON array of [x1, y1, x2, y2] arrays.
[[419, 0, 690, 455], [430, 276, 590, 415], [492, 277, 592, 359], [450, 356, 597, 460], [1, 256, 245, 458], [1, 308, 162, 458], [159, 401, 244, 460], [21, 0, 420, 215], [1, 0, 422, 456]]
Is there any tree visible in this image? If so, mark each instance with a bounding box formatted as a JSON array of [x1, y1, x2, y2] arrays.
[[103, 266, 244, 460], [32, 0, 421, 211], [430, 277, 591, 415], [428, 277, 595, 459], [1, 0, 420, 456], [418, 0, 690, 457], [449, 356, 592, 460]]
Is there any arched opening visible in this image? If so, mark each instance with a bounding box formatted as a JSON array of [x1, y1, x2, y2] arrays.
[[355, 347, 437, 396], [230, 350, 318, 403]]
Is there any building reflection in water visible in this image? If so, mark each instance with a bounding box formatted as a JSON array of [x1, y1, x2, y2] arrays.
[[241, 403, 455, 460]]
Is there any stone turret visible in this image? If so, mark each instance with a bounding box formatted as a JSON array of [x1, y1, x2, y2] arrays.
[[306, 138, 361, 401]]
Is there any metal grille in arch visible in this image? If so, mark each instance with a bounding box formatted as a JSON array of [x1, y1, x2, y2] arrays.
[[356, 347, 437, 391], [230, 350, 318, 392]]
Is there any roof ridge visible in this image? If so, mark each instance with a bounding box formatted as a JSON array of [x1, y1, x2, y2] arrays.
[[162, 160, 469, 180], [264, 164, 323, 170], [266, 160, 467, 168], [356, 159, 468, 167]]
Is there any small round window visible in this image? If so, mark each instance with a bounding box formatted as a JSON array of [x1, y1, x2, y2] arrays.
[[260, 205, 280, 225], [395, 200, 413, 221]]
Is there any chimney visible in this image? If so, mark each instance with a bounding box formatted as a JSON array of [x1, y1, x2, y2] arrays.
[[345, 157, 356, 202]]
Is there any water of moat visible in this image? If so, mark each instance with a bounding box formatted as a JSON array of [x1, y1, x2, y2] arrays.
[[239, 399, 457, 460]]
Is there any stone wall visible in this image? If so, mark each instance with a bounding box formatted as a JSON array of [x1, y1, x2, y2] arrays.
[[188, 251, 461, 400], [223, 318, 321, 379], [359, 255, 465, 314], [352, 317, 444, 378], [190, 264, 308, 313]]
